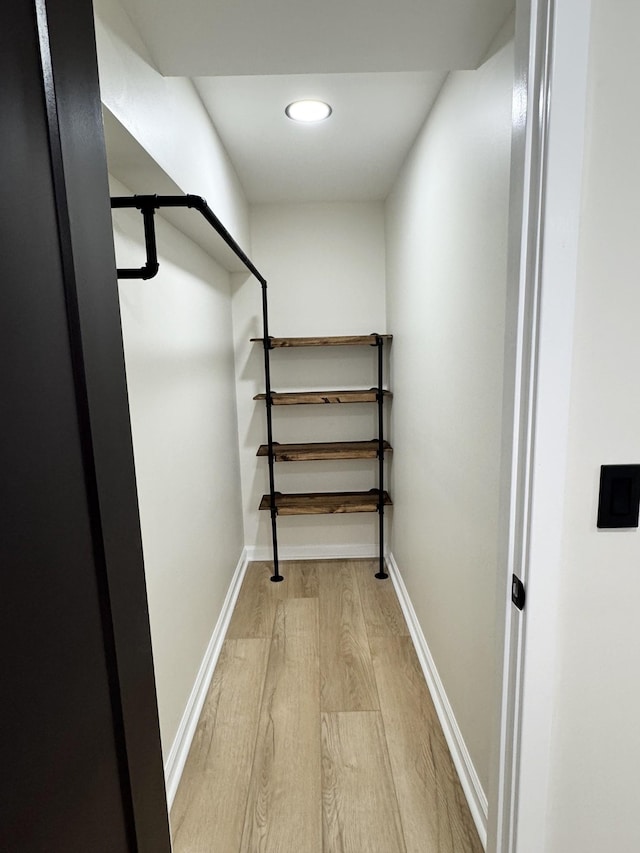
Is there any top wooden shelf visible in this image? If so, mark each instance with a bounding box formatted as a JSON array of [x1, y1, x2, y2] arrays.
[[250, 334, 392, 348]]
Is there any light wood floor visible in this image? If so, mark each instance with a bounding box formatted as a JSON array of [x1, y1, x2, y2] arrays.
[[170, 559, 483, 853]]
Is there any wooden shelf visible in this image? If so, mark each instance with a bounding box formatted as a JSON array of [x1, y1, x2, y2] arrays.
[[257, 440, 392, 462], [252, 328, 392, 571], [251, 334, 392, 348], [259, 490, 393, 515], [254, 389, 392, 405]]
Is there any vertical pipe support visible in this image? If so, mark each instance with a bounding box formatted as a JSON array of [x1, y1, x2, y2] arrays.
[[374, 334, 388, 579], [261, 281, 283, 582], [140, 203, 159, 280]]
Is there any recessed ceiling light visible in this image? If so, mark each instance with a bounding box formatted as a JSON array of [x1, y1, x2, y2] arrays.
[[285, 100, 332, 123]]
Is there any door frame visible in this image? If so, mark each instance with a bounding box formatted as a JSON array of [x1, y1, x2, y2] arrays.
[[29, 0, 172, 848], [490, 0, 593, 850]]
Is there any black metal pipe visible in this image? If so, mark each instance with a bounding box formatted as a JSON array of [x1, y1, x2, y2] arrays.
[[110, 194, 266, 285], [261, 282, 282, 582], [116, 267, 156, 280], [111, 193, 279, 581], [140, 205, 159, 279], [111, 200, 159, 280], [375, 335, 388, 580]]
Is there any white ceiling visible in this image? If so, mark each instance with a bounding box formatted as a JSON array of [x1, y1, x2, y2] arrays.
[[194, 72, 448, 203], [121, 0, 513, 203], [125, 0, 512, 77]]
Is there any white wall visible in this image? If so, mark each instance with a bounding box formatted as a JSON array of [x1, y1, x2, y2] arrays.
[[94, 0, 249, 248], [94, 0, 251, 764], [385, 38, 514, 796], [546, 1, 640, 849], [232, 202, 387, 556], [110, 177, 244, 758]]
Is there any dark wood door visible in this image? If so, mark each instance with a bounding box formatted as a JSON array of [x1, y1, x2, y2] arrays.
[[0, 1, 171, 850]]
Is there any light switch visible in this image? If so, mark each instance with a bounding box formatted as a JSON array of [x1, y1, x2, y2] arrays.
[[597, 465, 640, 529]]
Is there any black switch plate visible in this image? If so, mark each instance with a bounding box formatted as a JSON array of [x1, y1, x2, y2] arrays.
[[597, 464, 640, 528]]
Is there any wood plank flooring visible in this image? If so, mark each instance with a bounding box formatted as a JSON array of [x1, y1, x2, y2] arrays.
[[240, 599, 321, 852], [171, 559, 483, 853], [321, 711, 405, 853], [370, 637, 482, 853], [170, 640, 271, 852], [319, 561, 379, 712]]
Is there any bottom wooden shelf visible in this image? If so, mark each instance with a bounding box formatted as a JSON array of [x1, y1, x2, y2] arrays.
[[258, 490, 392, 516]]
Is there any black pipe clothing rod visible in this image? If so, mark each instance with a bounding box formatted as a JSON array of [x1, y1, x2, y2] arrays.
[[110, 194, 266, 285], [111, 193, 281, 583]]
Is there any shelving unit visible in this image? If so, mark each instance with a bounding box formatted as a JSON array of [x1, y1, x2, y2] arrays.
[[253, 333, 392, 581]]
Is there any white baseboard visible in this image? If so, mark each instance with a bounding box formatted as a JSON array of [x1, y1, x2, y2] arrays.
[[245, 543, 378, 562], [164, 547, 249, 809], [386, 552, 488, 849]]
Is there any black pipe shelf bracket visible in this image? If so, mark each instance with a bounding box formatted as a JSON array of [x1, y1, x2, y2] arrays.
[[111, 193, 283, 584]]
